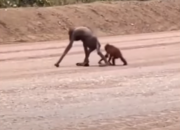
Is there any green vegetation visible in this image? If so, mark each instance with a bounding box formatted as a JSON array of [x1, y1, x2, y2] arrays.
[[0, 0, 50, 7], [0, 0, 148, 8]]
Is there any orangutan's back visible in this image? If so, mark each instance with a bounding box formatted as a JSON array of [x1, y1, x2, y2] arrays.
[[105, 44, 121, 58]]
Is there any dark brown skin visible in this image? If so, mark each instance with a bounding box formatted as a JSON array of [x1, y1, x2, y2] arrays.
[[98, 43, 128, 66], [54, 26, 109, 67]]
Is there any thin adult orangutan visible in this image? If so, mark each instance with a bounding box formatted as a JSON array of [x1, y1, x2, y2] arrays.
[[54, 26, 110, 67], [98, 43, 128, 66]]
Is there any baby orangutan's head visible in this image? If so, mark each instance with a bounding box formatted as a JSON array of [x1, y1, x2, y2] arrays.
[[104, 43, 110, 51]]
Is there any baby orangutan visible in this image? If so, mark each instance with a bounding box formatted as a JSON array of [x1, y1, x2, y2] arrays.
[[98, 43, 128, 66]]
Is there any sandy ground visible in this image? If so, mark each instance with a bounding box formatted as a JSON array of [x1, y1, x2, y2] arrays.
[[0, 31, 180, 130], [0, 0, 180, 44]]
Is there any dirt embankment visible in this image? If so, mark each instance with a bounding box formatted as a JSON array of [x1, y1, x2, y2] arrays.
[[0, 0, 180, 44]]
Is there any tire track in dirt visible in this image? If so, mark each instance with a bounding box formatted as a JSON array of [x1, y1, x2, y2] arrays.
[[0, 34, 179, 54], [0, 31, 180, 62], [0, 41, 179, 62], [1, 49, 180, 80], [0, 31, 180, 80]]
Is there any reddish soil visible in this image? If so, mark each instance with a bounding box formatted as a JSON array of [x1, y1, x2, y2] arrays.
[[0, 0, 180, 44], [0, 31, 180, 130]]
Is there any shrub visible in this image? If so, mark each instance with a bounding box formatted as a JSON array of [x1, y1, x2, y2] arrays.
[[0, 0, 149, 8], [0, 0, 51, 7]]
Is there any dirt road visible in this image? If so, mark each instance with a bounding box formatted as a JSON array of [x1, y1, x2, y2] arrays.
[[0, 31, 180, 130]]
